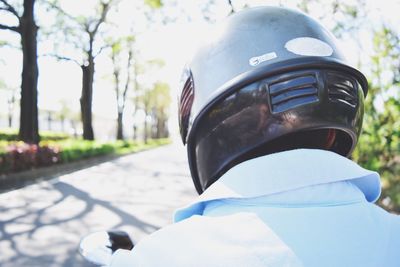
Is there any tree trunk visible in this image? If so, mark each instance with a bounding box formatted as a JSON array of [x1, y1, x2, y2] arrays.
[[143, 107, 148, 144], [144, 119, 148, 143], [70, 119, 78, 138], [60, 115, 65, 132], [163, 120, 169, 138], [132, 125, 137, 140], [151, 110, 157, 139], [18, 0, 39, 144], [117, 110, 124, 140], [156, 116, 163, 139], [7, 99, 14, 128], [47, 111, 52, 131], [7, 96, 13, 128], [8, 113, 12, 128], [132, 58, 139, 141], [132, 105, 139, 140], [80, 61, 95, 140]]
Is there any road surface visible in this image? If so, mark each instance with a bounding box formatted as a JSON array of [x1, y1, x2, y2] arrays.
[[0, 143, 197, 266]]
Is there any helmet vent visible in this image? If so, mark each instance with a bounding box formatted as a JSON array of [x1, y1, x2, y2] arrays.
[[327, 72, 357, 107], [269, 75, 319, 113], [178, 70, 195, 144]]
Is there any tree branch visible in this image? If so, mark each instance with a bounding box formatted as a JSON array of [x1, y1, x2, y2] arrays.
[[0, 0, 20, 19], [227, 0, 235, 14], [93, 44, 109, 58], [0, 23, 20, 33], [0, 41, 20, 49], [43, 53, 82, 66], [45, 1, 86, 30], [91, 1, 111, 35], [122, 48, 133, 105]]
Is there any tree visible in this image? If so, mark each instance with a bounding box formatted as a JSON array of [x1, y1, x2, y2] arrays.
[[133, 58, 165, 142], [140, 81, 170, 141], [110, 36, 135, 140], [46, 0, 164, 140], [46, 0, 116, 140], [0, 0, 39, 143], [149, 82, 170, 138], [132, 52, 140, 140]]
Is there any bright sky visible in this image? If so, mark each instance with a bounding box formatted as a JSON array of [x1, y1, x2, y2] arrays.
[[0, 0, 399, 137]]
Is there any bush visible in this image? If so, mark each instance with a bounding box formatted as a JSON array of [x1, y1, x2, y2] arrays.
[[0, 142, 60, 173]]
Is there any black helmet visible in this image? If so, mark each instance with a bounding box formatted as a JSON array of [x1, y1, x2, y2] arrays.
[[178, 6, 368, 194]]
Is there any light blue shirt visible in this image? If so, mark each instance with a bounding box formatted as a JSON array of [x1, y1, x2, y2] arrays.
[[110, 149, 400, 267]]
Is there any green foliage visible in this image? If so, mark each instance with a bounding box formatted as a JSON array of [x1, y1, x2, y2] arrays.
[[0, 141, 8, 155], [144, 0, 162, 9], [354, 95, 400, 212], [289, 1, 400, 212], [111, 41, 122, 54], [353, 27, 400, 213], [144, 82, 171, 113]]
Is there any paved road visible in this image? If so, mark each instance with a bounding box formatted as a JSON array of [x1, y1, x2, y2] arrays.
[[0, 143, 197, 267]]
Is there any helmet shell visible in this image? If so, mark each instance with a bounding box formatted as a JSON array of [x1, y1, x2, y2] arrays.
[[179, 6, 368, 194]]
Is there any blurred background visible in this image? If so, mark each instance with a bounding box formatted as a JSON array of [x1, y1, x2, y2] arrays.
[[1, 0, 400, 209], [0, 0, 399, 265]]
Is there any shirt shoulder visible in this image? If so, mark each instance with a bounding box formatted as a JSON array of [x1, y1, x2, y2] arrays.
[[110, 212, 303, 267], [384, 211, 400, 265]]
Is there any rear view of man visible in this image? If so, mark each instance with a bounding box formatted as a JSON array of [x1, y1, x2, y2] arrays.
[[110, 6, 400, 266]]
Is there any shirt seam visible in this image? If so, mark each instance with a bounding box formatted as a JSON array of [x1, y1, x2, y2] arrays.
[[204, 198, 365, 213]]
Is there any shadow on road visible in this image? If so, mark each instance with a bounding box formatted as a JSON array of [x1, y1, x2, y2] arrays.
[[0, 182, 159, 267]]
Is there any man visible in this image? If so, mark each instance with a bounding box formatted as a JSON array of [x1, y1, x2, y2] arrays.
[[110, 6, 400, 266]]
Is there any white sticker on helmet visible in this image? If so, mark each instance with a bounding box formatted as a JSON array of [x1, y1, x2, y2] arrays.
[[249, 52, 277, 66], [285, 37, 333, 57]]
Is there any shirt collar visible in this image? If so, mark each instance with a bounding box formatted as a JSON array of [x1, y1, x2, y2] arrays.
[[174, 149, 381, 222]]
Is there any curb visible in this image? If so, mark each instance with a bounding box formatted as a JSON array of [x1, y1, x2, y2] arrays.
[[0, 153, 121, 193]]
